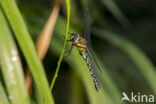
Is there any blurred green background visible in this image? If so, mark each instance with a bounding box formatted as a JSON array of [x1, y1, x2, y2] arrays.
[[0, 0, 156, 104]]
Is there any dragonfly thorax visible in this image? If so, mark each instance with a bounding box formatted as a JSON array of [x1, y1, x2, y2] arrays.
[[71, 33, 80, 43]]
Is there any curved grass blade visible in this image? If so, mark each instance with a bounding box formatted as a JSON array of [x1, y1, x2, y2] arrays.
[[49, 0, 71, 91], [0, 8, 30, 104], [0, 0, 54, 103], [102, 0, 130, 27]]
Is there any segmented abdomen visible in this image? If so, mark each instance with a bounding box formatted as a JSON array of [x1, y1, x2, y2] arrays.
[[83, 53, 100, 91], [75, 38, 99, 91]]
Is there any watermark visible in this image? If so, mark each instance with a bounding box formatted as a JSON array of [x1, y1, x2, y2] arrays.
[[121, 92, 155, 103]]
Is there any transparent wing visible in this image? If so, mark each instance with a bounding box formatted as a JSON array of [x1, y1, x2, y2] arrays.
[[86, 46, 103, 87], [83, 9, 100, 71], [83, 8, 91, 44], [83, 8, 104, 89], [86, 46, 102, 73]]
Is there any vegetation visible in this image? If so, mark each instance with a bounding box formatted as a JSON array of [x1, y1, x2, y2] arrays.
[[0, 0, 155, 104]]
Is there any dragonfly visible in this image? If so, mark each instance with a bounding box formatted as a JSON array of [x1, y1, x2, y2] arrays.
[[66, 9, 101, 91]]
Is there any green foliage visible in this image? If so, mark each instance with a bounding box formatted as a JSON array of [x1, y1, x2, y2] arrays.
[[0, 0, 155, 104], [101, 0, 130, 27], [0, 0, 54, 104], [0, 8, 29, 104], [93, 28, 156, 94], [0, 82, 9, 104]]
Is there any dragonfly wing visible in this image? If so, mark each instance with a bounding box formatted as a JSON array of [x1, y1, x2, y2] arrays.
[[83, 8, 104, 90], [83, 8, 91, 44], [86, 46, 102, 73], [86, 46, 105, 89], [83, 9, 100, 71]]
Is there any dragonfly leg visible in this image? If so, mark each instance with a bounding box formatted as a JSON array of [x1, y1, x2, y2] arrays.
[[67, 39, 73, 42], [64, 44, 74, 57], [62, 35, 72, 42]]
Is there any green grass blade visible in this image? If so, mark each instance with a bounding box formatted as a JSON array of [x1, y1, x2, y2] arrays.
[[102, 0, 130, 27], [0, 8, 30, 104], [0, 82, 10, 104], [33, 83, 43, 104], [0, 0, 54, 103], [93, 28, 156, 94], [49, 0, 71, 91]]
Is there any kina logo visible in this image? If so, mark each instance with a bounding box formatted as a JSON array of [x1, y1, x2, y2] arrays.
[[121, 92, 155, 103]]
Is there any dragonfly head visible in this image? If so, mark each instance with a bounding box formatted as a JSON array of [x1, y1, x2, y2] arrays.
[[70, 33, 80, 42]]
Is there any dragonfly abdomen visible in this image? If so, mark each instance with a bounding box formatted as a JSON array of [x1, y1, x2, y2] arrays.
[[83, 53, 100, 91]]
